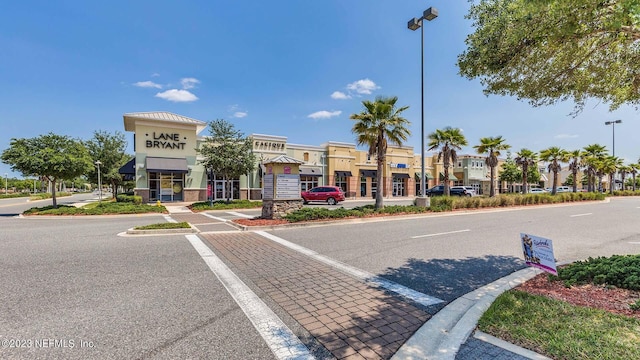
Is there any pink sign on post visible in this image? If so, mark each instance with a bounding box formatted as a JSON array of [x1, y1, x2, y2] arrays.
[[284, 166, 291, 174]]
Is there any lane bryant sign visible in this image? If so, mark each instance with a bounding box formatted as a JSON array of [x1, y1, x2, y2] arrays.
[[145, 132, 187, 150]]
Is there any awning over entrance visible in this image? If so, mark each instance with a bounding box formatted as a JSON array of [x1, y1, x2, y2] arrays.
[[360, 170, 377, 178], [118, 158, 136, 180], [146, 157, 189, 173], [335, 171, 352, 177], [300, 166, 322, 177], [439, 172, 458, 181], [415, 172, 434, 180], [393, 173, 410, 179]]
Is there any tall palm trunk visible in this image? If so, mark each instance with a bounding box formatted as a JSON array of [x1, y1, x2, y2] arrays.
[[633, 173, 637, 192], [572, 169, 578, 193], [443, 156, 451, 196], [375, 145, 384, 210], [521, 164, 528, 194], [489, 166, 496, 196]]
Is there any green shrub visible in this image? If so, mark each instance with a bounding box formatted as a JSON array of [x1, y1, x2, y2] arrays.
[[116, 194, 142, 204], [429, 196, 453, 212], [630, 299, 640, 311], [555, 255, 640, 291], [29, 192, 72, 200], [23, 202, 166, 215]]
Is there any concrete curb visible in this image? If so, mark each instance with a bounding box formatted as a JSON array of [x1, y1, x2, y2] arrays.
[[391, 267, 544, 360]]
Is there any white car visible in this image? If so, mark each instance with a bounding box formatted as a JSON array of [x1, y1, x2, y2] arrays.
[[451, 186, 478, 197], [528, 188, 547, 194]]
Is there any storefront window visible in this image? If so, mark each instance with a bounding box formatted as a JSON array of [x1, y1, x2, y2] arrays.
[[335, 175, 347, 194], [300, 176, 319, 192], [149, 172, 184, 202], [360, 176, 367, 197]]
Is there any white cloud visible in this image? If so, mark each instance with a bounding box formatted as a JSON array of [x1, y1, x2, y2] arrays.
[[554, 134, 579, 139], [151, 73, 160, 77], [155, 89, 199, 102], [133, 81, 162, 89], [346, 78, 380, 95], [233, 112, 248, 118], [331, 91, 351, 100], [308, 110, 342, 120], [181, 77, 200, 89]]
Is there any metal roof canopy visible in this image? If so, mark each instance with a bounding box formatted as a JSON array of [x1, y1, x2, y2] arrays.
[[123, 111, 207, 134], [146, 157, 189, 173]]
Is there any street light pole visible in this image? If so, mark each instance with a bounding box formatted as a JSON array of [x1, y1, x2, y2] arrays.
[[605, 120, 622, 190], [408, 7, 438, 205], [95, 160, 102, 203], [4, 173, 7, 195]]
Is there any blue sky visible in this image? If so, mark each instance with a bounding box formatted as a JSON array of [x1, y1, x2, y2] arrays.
[[1, 1, 638, 178]]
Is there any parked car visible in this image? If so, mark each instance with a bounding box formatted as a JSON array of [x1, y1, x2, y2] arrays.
[[528, 188, 547, 194], [425, 185, 471, 197], [451, 186, 478, 197], [301, 186, 345, 205], [556, 186, 571, 193]]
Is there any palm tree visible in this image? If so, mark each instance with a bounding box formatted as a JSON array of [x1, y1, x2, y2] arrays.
[[630, 163, 640, 192], [351, 96, 410, 209], [619, 165, 631, 191], [582, 144, 607, 192], [566, 149, 583, 193], [427, 127, 467, 196], [474, 136, 510, 197], [601, 156, 623, 194], [515, 148, 538, 194], [539, 146, 568, 195]]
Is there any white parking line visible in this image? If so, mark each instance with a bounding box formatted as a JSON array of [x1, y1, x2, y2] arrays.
[[185, 235, 314, 360], [570, 213, 592, 217], [226, 211, 255, 219], [255, 231, 443, 307], [410, 229, 471, 239]]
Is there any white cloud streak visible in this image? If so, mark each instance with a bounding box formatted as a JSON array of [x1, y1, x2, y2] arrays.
[[155, 89, 199, 102], [331, 91, 351, 100], [308, 110, 342, 120], [133, 81, 162, 89], [346, 78, 380, 95], [233, 112, 248, 118], [181, 77, 200, 89]]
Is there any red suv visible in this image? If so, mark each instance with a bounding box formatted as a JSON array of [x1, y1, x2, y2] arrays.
[[301, 186, 345, 205]]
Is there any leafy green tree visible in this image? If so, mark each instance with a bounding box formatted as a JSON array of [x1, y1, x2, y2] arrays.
[[458, 0, 640, 112], [474, 136, 510, 197], [1, 133, 93, 207], [427, 127, 468, 196], [566, 149, 583, 193], [198, 119, 256, 203], [351, 96, 410, 209], [582, 144, 607, 192], [515, 148, 538, 193], [85, 130, 129, 197], [499, 151, 521, 192], [540, 146, 568, 195], [527, 166, 542, 188]]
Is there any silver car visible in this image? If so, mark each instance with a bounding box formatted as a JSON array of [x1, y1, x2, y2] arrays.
[[451, 186, 478, 197]]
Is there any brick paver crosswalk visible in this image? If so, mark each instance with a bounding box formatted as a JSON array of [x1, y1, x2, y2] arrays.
[[200, 232, 430, 360]]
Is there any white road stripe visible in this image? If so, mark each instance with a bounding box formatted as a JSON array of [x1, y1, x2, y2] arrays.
[[570, 213, 592, 217], [255, 231, 443, 307], [629, 242, 640, 245], [163, 215, 178, 223], [185, 235, 313, 360], [227, 211, 255, 219], [201, 213, 228, 222], [410, 229, 471, 239]]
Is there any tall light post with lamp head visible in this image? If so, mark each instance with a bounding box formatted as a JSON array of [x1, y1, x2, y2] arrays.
[[408, 7, 438, 206], [605, 119, 622, 190], [95, 160, 102, 203]]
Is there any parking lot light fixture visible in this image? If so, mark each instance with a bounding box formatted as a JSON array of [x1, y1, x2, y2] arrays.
[[605, 120, 622, 190], [408, 6, 438, 205]]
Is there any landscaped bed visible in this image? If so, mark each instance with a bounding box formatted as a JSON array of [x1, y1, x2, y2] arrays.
[[480, 255, 640, 359], [23, 202, 167, 215]]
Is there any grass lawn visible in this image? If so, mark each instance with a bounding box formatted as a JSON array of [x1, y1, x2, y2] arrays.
[[190, 199, 262, 211], [23, 202, 166, 215], [480, 288, 640, 359]]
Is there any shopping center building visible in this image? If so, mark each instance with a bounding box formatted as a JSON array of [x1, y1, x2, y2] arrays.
[[121, 111, 495, 202]]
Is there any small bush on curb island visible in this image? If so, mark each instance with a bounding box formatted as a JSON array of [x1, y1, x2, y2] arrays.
[[553, 255, 640, 290], [134, 222, 191, 230], [116, 194, 142, 204], [429, 197, 453, 212]]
